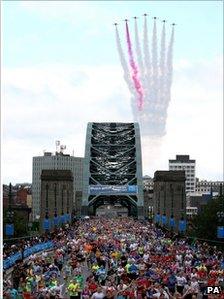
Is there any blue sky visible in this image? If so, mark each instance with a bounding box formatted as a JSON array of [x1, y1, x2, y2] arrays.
[[3, 1, 223, 67], [2, 1, 223, 183]]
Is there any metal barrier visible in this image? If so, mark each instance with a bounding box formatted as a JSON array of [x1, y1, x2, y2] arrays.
[[3, 241, 54, 270]]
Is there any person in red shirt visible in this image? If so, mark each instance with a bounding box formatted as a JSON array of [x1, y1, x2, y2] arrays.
[[88, 280, 98, 295]]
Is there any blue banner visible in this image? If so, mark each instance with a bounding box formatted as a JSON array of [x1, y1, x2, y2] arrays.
[[5, 224, 14, 236], [161, 215, 167, 225], [64, 213, 70, 222], [53, 216, 59, 226], [217, 226, 224, 238], [154, 214, 161, 223], [170, 218, 175, 227], [89, 184, 138, 195], [3, 252, 22, 269], [67, 214, 71, 222], [4, 241, 54, 269], [43, 218, 50, 230], [60, 214, 66, 224], [179, 220, 187, 232]]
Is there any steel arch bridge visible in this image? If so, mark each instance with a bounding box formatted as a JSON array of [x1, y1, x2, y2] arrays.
[[82, 122, 144, 218]]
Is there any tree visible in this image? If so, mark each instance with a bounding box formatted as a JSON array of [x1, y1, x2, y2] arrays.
[[13, 211, 28, 237], [188, 195, 224, 240]]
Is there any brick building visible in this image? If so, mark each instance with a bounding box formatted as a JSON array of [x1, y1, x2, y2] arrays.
[[153, 171, 186, 227], [40, 170, 73, 229]]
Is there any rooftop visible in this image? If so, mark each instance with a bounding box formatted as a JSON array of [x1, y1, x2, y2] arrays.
[[169, 155, 195, 163], [154, 170, 186, 182], [41, 170, 73, 181]]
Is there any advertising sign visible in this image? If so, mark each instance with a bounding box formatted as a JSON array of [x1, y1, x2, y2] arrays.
[[4, 241, 54, 270], [154, 214, 161, 223], [43, 219, 50, 230], [68, 214, 71, 222], [54, 216, 59, 226], [161, 215, 167, 225], [169, 218, 175, 227], [89, 185, 138, 195], [217, 226, 224, 238], [179, 220, 187, 232], [60, 214, 66, 224], [5, 224, 14, 236]]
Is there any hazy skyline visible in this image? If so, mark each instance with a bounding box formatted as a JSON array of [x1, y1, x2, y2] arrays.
[[2, 1, 223, 184]]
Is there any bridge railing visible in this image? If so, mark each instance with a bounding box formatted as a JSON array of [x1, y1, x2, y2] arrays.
[[3, 241, 54, 270]]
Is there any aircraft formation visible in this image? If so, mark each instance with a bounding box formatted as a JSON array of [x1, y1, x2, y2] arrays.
[[114, 13, 176, 137]]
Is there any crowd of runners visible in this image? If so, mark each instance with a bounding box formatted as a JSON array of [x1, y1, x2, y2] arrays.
[[3, 217, 224, 299]]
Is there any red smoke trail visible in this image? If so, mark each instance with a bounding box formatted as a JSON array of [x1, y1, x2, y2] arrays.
[[125, 22, 144, 110]]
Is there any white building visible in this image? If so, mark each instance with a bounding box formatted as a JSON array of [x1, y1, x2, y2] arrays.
[[169, 155, 196, 195], [32, 152, 83, 220], [143, 176, 154, 191], [186, 206, 198, 218], [195, 179, 223, 194]]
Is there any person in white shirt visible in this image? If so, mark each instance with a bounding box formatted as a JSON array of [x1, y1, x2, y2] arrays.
[[143, 253, 149, 262], [176, 253, 183, 263], [190, 276, 200, 294], [176, 272, 187, 294], [91, 286, 105, 299], [153, 285, 169, 299]]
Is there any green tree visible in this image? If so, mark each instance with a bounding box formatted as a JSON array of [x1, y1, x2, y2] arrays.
[[13, 211, 28, 237], [189, 195, 224, 240]]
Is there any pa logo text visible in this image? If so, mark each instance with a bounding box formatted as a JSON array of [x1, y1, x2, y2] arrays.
[[206, 286, 221, 294]]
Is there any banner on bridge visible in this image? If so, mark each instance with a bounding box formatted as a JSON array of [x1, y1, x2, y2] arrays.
[[89, 185, 138, 195]]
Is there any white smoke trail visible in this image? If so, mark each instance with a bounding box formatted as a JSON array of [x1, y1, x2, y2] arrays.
[[158, 22, 166, 123], [134, 18, 145, 85], [159, 22, 166, 97], [152, 19, 158, 99], [115, 26, 138, 120], [163, 25, 175, 120], [166, 26, 175, 95], [143, 16, 151, 91], [115, 18, 175, 138], [141, 135, 164, 175], [115, 26, 135, 95]]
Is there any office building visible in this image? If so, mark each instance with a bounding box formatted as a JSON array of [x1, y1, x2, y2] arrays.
[[169, 155, 196, 194], [143, 176, 154, 191], [195, 178, 223, 195], [153, 170, 186, 226], [32, 151, 83, 220], [40, 170, 73, 230]]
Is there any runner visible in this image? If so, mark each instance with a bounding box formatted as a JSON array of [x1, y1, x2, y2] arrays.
[[3, 218, 224, 298]]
